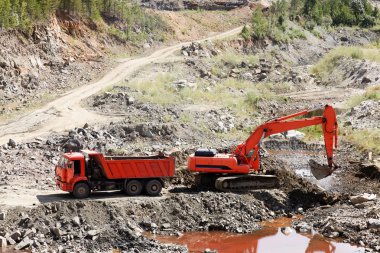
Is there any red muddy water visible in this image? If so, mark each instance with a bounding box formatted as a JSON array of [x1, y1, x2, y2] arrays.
[[149, 218, 365, 253]]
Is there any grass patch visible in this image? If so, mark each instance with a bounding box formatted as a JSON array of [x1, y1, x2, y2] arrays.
[[288, 28, 307, 40], [210, 51, 259, 67], [122, 73, 286, 114], [162, 115, 174, 123], [179, 112, 192, 124], [347, 84, 380, 108], [126, 74, 177, 105], [311, 46, 380, 78], [344, 129, 380, 154], [370, 25, 380, 32], [298, 125, 324, 141]]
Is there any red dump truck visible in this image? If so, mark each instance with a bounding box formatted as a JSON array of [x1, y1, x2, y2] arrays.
[[55, 150, 175, 198]]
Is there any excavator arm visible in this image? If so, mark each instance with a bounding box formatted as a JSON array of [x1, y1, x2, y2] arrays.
[[234, 105, 338, 172]]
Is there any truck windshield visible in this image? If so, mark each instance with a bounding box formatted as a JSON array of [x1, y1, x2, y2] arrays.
[[58, 157, 70, 168]]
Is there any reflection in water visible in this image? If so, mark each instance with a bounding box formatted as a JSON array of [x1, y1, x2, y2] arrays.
[[0, 249, 18, 253], [150, 218, 365, 253], [305, 234, 336, 253]]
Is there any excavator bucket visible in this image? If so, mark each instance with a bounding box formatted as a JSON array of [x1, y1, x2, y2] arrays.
[[309, 159, 334, 180]]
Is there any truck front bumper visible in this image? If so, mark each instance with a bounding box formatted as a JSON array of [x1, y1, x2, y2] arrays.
[[56, 179, 73, 192]]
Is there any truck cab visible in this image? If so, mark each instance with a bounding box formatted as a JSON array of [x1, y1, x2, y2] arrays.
[[55, 152, 87, 193]]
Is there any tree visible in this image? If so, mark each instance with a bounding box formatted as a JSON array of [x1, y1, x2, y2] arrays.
[[360, 14, 376, 27], [251, 10, 270, 40], [290, 0, 303, 14], [0, 0, 12, 27], [27, 0, 42, 21], [351, 0, 366, 18], [373, 7, 379, 18], [310, 1, 323, 25], [303, 0, 317, 16], [19, 0, 31, 30], [333, 4, 356, 26], [10, 0, 21, 27]]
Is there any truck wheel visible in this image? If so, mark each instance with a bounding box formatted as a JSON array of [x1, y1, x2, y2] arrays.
[[73, 183, 90, 199], [125, 180, 142, 196], [145, 179, 162, 196]]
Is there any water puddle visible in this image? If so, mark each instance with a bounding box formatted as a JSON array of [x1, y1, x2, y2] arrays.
[[149, 218, 365, 253]]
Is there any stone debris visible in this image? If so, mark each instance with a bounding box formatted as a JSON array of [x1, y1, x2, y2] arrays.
[[294, 222, 312, 233], [350, 193, 376, 205], [280, 227, 293, 235], [5, 236, 16, 245], [15, 237, 31, 250], [172, 79, 197, 90], [367, 219, 380, 229], [72, 216, 81, 226], [343, 100, 380, 129], [0, 236, 7, 248], [10, 231, 22, 242]]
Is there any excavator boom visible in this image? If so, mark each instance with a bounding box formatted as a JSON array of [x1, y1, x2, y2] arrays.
[[188, 105, 338, 191]]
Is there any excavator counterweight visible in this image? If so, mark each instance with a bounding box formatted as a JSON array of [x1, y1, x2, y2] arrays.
[[188, 105, 339, 191]]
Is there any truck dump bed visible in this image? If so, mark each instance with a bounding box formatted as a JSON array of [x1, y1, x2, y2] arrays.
[[97, 153, 175, 180]]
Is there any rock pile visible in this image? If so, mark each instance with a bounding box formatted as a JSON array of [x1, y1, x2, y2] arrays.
[[93, 91, 136, 107], [343, 100, 380, 129], [0, 201, 186, 252], [328, 58, 380, 89], [181, 42, 218, 58], [206, 110, 235, 133], [293, 201, 380, 251]]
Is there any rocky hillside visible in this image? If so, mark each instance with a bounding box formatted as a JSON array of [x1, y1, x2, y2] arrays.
[[138, 0, 249, 10], [0, 3, 250, 120], [0, 16, 111, 118]]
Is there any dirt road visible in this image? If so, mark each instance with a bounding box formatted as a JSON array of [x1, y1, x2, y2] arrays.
[[0, 26, 243, 145], [0, 187, 168, 208], [279, 86, 364, 105]]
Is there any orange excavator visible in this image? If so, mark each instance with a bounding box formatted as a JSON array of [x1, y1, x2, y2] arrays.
[[188, 105, 338, 191]]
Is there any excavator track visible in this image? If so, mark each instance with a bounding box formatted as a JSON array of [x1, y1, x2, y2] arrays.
[[194, 173, 279, 191], [215, 174, 279, 191]]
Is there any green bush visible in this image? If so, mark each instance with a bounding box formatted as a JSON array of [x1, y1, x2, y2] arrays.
[[348, 84, 380, 107], [345, 129, 380, 154], [240, 25, 251, 40], [360, 14, 376, 27], [252, 10, 270, 39], [245, 92, 262, 108], [350, 48, 364, 59]]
